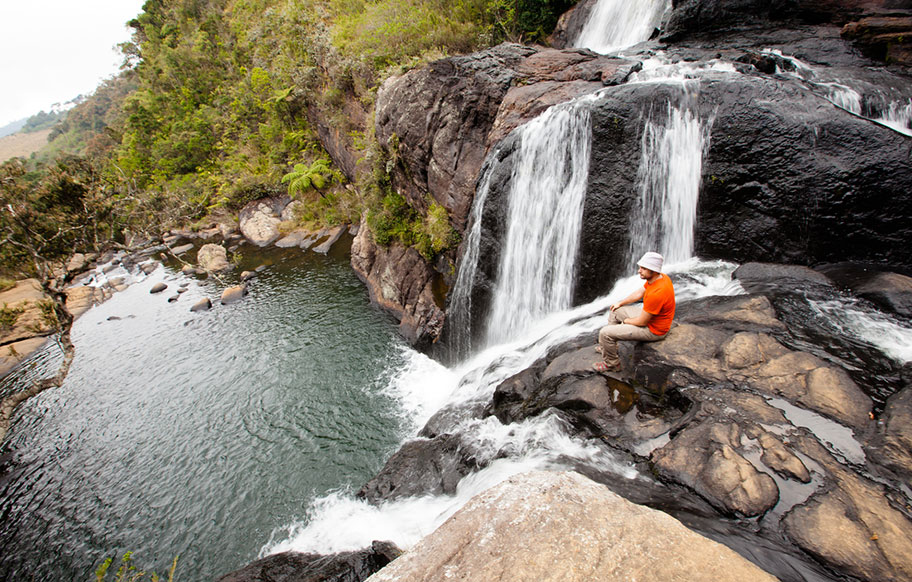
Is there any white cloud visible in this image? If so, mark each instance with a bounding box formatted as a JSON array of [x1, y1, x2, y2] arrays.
[[0, 0, 146, 126]]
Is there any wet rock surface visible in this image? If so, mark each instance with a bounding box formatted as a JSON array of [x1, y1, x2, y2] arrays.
[[216, 541, 401, 582]]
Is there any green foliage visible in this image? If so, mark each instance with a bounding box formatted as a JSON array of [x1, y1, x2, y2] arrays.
[[0, 156, 122, 277], [95, 552, 179, 582], [37, 299, 59, 329], [22, 110, 66, 133], [281, 157, 342, 197]]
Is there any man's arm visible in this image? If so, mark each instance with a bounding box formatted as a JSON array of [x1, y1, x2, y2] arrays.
[[623, 310, 654, 327], [610, 286, 646, 312]]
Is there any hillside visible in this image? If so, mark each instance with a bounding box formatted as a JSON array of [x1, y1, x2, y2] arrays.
[[0, 129, 51, 162]]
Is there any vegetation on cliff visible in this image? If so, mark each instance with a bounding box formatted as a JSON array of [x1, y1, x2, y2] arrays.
[[1, 0, 573, 278]]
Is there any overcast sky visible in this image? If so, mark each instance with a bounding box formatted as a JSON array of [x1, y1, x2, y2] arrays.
[[0, 0, 146, 127]]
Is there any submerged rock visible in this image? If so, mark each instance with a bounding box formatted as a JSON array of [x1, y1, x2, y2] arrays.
[[190, 297, 212, 312], [367, 471, 778, 582], [220, 285, 248, 304]]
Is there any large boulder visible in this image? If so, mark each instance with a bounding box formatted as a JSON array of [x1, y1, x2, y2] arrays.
[[239, 197, 290, 246], [366, 471, 778, 582]]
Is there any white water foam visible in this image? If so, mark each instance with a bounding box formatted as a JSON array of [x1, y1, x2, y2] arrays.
[[808, 298, 912, 364], [574, 0, 671, 54]]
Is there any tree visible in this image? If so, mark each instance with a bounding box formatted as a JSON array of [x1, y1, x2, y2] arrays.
[[281, 158, 340, 198]]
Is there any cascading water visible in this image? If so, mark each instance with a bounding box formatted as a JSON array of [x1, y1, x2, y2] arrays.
[[484, 100, 593, 346], [446, 163, 497, 358], [574, 0, 670, 54], [628, 101, 712, 265], [761, 49, 912, 136]]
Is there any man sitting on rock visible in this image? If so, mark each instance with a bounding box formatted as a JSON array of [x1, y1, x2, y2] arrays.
[[593, 252, 676, 373]]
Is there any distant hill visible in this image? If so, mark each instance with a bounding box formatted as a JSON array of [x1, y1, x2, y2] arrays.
[[0, 129, 51, 162], [0, 119, 27, 139]]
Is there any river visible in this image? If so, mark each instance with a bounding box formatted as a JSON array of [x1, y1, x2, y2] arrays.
[[0, 241, 411, 580]]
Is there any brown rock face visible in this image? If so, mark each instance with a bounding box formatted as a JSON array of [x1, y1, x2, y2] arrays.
[[367, 471, 779, 582], [350, 223, 443, 347], [652, 422, 780, 517], [843, 15, 912, 64]]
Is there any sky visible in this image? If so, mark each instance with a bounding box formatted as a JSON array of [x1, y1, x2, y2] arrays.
[[0, 0, 147, 127]]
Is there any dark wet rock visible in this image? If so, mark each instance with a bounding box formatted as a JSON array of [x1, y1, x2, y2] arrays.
[[216, 540, 402, 582], [783, 467, 912, 582], [197, 244, 231, 272], [350, 222, 444, 347], [190, 297, 212, 312], [313, 226, 346, 254], [150, 283, 167, 294], [419, 401, 488, 439], [176, 287, 188, 294], [170, 243, 194, 255], [663, 0, 892, 42], [221, 285, 248, 304], [376, 43, 536, 231], [240, 270, 257, 282], [733, 263, 835, 295], [357, 435, 479, 503], [167, 294, 179, 303], [239, 196, 290, 246]]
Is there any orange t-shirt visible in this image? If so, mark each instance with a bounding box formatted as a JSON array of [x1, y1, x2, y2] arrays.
[[643, 274, 675, 335]]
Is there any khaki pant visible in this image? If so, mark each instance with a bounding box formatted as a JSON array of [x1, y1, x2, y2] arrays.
[[598, 305, 666, 367]]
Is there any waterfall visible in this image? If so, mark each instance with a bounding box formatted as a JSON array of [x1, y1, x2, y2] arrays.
[[876, 98, 912, 136], [447, 160, 497, 358], [574, 0, 670, 54], [484, 100, 593, 346], [628, 101, 712, 266]]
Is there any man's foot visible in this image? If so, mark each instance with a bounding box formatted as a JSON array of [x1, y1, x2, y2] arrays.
[[592, 361, 621, 373]]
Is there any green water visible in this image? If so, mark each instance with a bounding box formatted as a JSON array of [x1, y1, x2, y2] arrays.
[[0, 241, 409, 580]]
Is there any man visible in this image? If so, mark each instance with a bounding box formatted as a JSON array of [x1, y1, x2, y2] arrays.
[[593, 251, 675, 373]]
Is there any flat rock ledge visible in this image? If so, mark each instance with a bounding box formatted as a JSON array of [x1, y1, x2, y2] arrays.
[[367, 471, 778, 582]]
